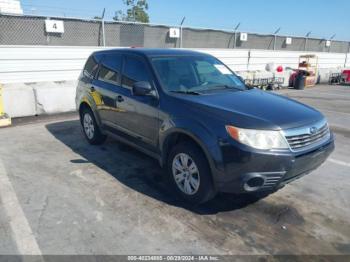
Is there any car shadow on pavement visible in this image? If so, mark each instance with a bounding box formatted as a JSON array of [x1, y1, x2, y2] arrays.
[[46, 120, 269, 215]]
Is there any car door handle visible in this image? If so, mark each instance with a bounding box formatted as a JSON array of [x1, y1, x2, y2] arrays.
[[90, 86, 95, 92], [117, 95, 124, 102]]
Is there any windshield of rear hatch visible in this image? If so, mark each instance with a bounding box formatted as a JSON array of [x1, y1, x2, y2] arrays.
[[151, 55, 246, 93]]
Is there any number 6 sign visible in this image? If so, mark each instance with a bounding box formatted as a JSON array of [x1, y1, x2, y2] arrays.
[[45, 20, 65, 33]]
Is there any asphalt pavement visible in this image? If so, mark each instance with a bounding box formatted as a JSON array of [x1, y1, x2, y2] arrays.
[[0, 84, 349, 256]]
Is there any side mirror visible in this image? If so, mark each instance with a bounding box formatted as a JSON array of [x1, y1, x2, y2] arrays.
[[132, 81, 155, 97]]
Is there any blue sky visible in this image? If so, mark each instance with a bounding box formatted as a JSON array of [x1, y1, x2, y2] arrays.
[[21, 0, 350, 41]]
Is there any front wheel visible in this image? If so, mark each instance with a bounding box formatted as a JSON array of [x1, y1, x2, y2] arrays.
[[167, 143, 216, 204], [80, 107, 107, 145]]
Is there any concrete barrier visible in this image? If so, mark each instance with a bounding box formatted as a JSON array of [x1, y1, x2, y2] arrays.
[[2, 83, 36, 118], [33, 81, 76, 114], [2, 81, 77, 118]]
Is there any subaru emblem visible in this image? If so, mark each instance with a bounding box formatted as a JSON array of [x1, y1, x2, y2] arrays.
[[310, 127, 318, 135]]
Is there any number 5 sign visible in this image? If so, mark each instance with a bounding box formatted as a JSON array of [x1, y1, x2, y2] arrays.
[[45, 20, 65, 33], [169, 28, 180, 38]]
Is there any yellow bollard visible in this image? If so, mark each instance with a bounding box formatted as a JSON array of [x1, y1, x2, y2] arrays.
[[0, 83, 11, 127]]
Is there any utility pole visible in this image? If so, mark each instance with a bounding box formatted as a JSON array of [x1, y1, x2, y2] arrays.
[[304, 31, 311, 51], [273, 27, 281, 50], [233, 22, 241, 48], [179, 17, 186, 48]]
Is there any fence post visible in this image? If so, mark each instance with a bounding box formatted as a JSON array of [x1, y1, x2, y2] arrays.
[[247, 50, 251, 71], [304, 32, 311, 51], [273, 28, 280, 50], [233, 31, 237, 48], [233, 23, 240, 49], [46, 17, 50, 45], [180, 26, 182, 48], [102, 19, 106, 47], [345, 43, 350, 68], [179, 17, 186, 48], [101, 8, 106, 47], [304, 37, 308, 51]]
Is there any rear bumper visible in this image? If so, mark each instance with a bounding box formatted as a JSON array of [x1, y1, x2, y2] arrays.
[[214, 135, 335, 194]]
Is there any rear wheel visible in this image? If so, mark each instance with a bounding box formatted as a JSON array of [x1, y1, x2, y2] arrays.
[[167, 142, 216, 204], [80, 107, 107, 145]]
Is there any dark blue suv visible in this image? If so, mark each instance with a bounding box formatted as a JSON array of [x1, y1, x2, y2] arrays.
[[76, 48, 334, 204]]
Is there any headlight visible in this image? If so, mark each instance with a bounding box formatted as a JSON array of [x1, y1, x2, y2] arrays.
[[226, 125, 289, 150]]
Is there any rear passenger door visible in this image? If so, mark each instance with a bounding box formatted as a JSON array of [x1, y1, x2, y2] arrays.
[[92, 53, 123, 127]]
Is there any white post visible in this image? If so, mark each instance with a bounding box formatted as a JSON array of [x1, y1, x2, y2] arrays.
[[102, 19, 106, 47], [233, 23, 240, 49], [234, 31, 237, 48], [180, 26, 183, 48], [179, 17, 186, 48], [345, 43, 350, 68], [101, 8, 106, 47], [305, 31, 311, 51], [273, 28, 280, 50]]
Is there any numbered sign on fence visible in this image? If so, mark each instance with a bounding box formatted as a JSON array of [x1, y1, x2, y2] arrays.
[[45, 20, 65, 33], [286, 37, 292, 45], [240, 33, 248, 42], [169, 28, 180, 38]]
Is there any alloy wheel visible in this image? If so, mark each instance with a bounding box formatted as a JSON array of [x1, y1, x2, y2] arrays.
[[172, 153, 200, 195], [83, 113, 95, 139]]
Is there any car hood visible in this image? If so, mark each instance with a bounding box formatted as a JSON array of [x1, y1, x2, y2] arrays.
[[177, 89, 324, 130]]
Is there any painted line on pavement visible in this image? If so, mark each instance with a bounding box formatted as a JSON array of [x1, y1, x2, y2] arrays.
[[328, 158, 350, 168], [0, 159, 42, 255], [321, 109, 350, 116]]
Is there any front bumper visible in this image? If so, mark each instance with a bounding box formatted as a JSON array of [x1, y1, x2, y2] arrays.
[[214, 134, 335, 193]]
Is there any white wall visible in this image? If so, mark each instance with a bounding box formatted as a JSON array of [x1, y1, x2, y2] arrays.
[[346, 53, 350, 68], [0, 45, 349, 84], [246, 50, 347, 71], [1, 45, 349, 118], [198, 49, 249, 71], [0, 46, 104, 83]]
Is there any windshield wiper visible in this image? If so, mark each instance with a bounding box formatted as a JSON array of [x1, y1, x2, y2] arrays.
[[212, 85, 246, 91], [170, 90, 201, 95]]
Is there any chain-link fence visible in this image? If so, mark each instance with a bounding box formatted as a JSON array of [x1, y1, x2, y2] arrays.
[[1, 14, 350, 53]]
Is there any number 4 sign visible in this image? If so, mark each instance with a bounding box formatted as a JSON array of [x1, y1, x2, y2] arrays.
[[45, 20, 65, 33]]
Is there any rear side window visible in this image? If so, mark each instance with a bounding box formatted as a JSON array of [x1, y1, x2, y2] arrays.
[[83, 55, 99, 79], [122, 56, 151, 89], [98, 54, 122, 85]]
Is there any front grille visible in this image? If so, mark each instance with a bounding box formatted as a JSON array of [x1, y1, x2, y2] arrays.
[[285, 122, 330, 151]]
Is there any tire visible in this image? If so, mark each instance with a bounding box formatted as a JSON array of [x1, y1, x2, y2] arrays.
[[167, 142, 216, 204], [80, 107, 107, 145]]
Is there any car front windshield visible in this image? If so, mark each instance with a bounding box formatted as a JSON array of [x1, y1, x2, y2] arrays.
[[151, 55, 246, 93]]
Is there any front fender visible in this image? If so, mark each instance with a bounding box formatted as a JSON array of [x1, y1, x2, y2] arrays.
[[159, 118, 224, 174]]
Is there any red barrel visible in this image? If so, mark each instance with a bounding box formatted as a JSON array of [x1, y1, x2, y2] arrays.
[[342, 70, 350, 83]]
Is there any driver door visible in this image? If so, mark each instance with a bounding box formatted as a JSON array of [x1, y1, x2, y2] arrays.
[[115, 54, 160, 150]]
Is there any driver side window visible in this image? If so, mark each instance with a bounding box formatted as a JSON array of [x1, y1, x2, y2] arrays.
[[122, 56, 152, 89]]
